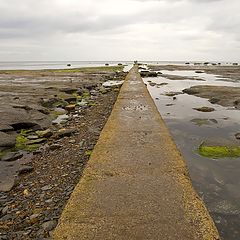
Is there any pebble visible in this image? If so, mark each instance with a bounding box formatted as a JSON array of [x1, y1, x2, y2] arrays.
[[29, 213, 40, 224], [41, 185, 52, 191], [42, 220, 57, 231], [2, 206, 8, 215]]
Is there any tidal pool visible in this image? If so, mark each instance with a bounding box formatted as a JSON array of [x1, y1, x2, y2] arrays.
[[143, 68, 240, 240]]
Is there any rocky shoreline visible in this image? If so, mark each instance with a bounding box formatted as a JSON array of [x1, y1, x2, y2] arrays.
[[0, 66, 126, 239]]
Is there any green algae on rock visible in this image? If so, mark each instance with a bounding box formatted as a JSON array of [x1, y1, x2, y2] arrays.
[[198, 144, 240, 158]]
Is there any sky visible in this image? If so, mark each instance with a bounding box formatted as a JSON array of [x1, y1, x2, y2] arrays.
[[0, 0, 239, 61]]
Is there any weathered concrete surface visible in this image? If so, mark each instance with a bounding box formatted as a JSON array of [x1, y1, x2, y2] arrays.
[[53, 66, 220, 240]]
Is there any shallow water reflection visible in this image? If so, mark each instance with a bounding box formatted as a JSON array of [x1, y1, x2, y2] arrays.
[[144, 69, 240, 240]]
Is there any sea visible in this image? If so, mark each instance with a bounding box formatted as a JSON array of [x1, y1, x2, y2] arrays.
[[0, 60, 236, 70]]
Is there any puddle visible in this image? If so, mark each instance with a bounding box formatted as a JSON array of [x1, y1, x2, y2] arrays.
[[102, 80, 124, 87], [143, 69, 240, 239]]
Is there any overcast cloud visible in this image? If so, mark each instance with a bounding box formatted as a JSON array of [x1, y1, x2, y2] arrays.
[[0, 0, 239, 61]]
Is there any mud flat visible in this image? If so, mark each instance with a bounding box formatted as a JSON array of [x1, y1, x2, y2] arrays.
[[0, 66, 126, 239]]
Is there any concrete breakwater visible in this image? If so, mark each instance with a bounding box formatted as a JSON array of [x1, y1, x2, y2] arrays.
[[53, 66, 219, 239]]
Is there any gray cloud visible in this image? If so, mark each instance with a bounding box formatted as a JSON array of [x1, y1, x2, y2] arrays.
[[0, 0, 239, 61]]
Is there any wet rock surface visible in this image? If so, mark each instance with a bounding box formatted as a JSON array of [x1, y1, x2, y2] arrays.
[[183, 85, 240, 109], [0, 67, 125, 239]]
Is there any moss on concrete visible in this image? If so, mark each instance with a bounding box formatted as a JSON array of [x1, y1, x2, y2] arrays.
[[199, 144, 240, 158]]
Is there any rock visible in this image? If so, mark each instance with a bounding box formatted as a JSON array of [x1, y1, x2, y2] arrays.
[[165, 92, 183, 97], [1, 152, 23, 162], [64, 97, 77, 103], [235, 133, 240, 140], [29, 214, 40, 224], [52, 114, 69, 125], [65, 104, 76, 111], [99, 87, 108, 94], [0, 132, 16, 148], [36, 129, 53, 138], [12, 104, 32, 111], [54, 108, 67, 115], [40, 98, 68, 108], [182, 88, 199, 95], [18, 165, 34, 175], [11, 122, 41, 131], [193, 107, 215, 112], [209, 97, 220, 104], [195, 70, 204, 74], [76, 100, 88, 107], [41, 185, 52, 191], [57, 128, 77, 138], [102, 81, 124, 88], [49, 144, 62, 150], [140, 71, 158, 78], [69, 139, 76, 144], [83, 83, 98, 91], [26, 138, 47, 145], [0, 124, 14, 132], [42, 220, 57, 232], [60, 88, 77, 94], [27, 135, 39, 140], [2, 206, 8, 215]]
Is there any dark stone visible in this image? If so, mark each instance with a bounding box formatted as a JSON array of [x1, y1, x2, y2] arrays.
[[11, 122, 40, 131], [18, 165, 34, 175], [209, 97, 220, 104], [40, 98, 68, 108], [49, 144, 62, 151], [64, 97, 77, 103], [1, 152, 23, 162], [60, 88, 77, 94], [182, 88, 199, 95], [140, 71, 158, 78], [193, 107, 215, 112], [235, 133, 240, 140]]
